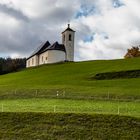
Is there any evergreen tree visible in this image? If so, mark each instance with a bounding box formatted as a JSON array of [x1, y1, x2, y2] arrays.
[[0, 57, 26, 75]]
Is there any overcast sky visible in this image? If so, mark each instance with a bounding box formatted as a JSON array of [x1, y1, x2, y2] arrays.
[[0, 0, 140, 61]]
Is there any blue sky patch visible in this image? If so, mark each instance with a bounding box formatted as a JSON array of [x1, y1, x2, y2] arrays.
[[84, 35, 94, 42], [75, 4, 97, 19], [113, 0, 125, 8]]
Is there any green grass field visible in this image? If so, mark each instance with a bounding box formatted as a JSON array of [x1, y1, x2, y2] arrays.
[[0, 58, 140, 99], [0, 99, 139, 117], [0, 58, 140, 139]]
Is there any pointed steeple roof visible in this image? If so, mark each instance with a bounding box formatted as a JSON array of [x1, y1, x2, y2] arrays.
[[62, 24, 75, 34]]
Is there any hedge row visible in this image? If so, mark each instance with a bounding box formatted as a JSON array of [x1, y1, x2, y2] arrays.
[[93, 70, 140, 80]]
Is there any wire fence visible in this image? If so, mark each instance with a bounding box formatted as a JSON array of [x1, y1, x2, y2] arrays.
[[0, 102, 139, 117], [0, 89, 139, 102], [0, 89, 140, 117]]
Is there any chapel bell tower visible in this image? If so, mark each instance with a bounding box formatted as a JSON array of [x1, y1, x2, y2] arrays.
[[62, 24, 75, 61]]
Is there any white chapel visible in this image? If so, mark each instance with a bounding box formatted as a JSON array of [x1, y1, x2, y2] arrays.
[[26, 24, 75, 68]]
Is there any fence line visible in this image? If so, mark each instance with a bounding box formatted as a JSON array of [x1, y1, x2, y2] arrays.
[[0, 89, 139, 102], [0, 103, 139, 117]]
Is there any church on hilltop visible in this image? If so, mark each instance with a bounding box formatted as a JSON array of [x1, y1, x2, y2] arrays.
[[26, 24, 75, 68]]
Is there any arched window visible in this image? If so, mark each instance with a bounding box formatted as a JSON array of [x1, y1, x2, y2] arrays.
[[69, 34, 72, 41]]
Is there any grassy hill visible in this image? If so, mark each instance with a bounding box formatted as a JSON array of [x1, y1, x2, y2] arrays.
[[0, 58, 140, 139], [0, 58, 140, 99]]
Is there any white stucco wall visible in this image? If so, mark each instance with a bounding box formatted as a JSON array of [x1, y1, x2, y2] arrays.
[[39, 51, 49, 65], [39, 50, 65, 65], [47, 50, 66, 64], [26, 50, 66, 67], [26, 55, 39, 68]]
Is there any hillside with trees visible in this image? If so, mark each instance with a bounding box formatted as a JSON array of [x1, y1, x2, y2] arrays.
[[0, 58, 26, 75]]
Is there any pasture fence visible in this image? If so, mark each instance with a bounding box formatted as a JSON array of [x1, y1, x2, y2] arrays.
[[0, 102, 139, 117], [0, 89, 139, 102]]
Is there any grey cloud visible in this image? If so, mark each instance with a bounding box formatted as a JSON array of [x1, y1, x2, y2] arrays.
[[0, 0, 81, 58], [0, 19, 63, 57], [47, 8, 75, 23], [0, 4, 29, 22], [0, 0, 140, 61]]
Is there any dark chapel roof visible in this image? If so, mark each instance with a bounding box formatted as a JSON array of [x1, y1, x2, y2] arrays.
[[27, 41, 66, 60], [43, 42, 66, 53], [27, 41, 50, 60]]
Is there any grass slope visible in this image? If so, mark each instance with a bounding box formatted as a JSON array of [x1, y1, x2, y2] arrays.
[[0, 113, 140, 140], [0, 58, 140, 139], [0, 58, 140, 100], [0, 98, 139, 117]]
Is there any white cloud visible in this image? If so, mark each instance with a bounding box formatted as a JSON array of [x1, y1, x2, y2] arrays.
[[0, 0, 140, 61], [74, 0, 140, 60]]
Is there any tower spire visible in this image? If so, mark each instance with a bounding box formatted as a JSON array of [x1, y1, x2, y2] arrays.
[[68, 20, 70, 28]]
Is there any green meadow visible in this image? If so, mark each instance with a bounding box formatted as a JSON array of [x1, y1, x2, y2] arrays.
[[0, 58, 140, 99], [0, 58, 140, 139], [0, 99, 139, 117]]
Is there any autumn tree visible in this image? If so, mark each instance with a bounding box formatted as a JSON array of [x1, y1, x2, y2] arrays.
[[124, 46, 140, 58]]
